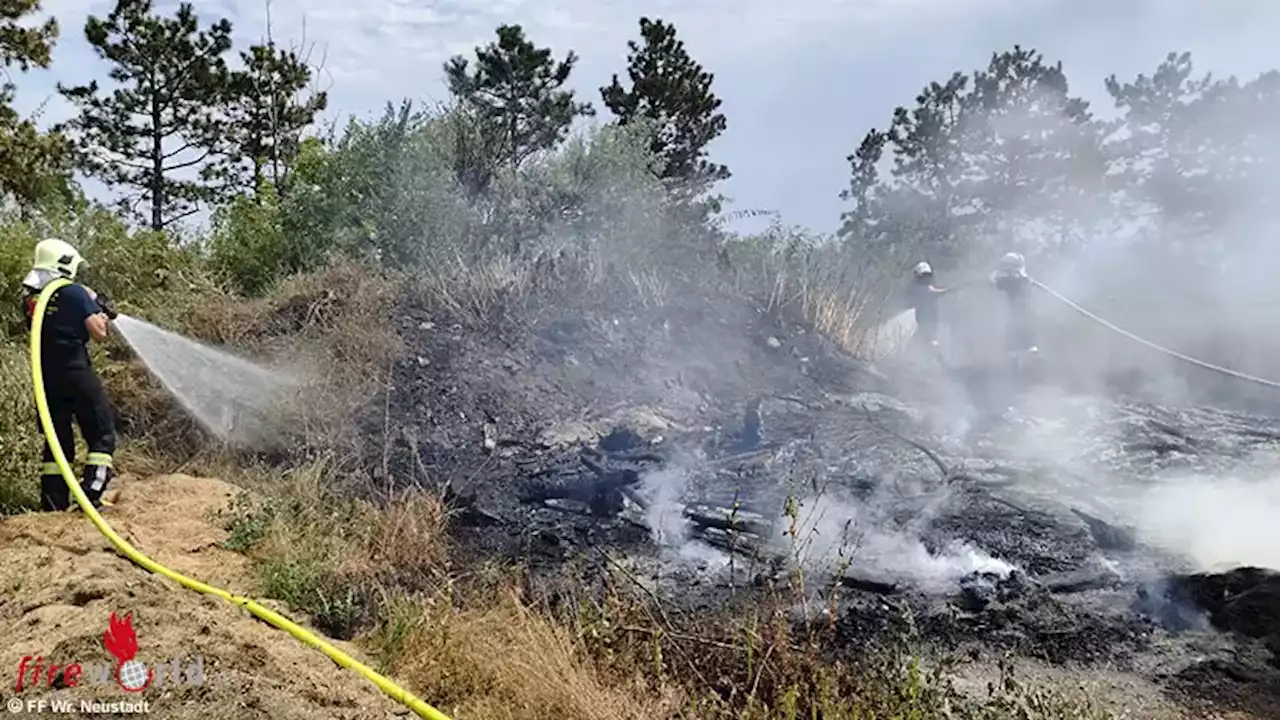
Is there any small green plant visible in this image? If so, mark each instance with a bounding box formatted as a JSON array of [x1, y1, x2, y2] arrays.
[[216, 491, 273, 552], [312, 578, 370, 640], [366, 595, 426, 673], [257, 554, 326, 610]]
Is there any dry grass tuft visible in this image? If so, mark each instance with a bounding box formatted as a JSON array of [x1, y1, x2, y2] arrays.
[[187, 260, 403, 371], [391, 589, 685, 720], [420, 254, 535, 325], [0, 343, 42, 512], [112, 260, 409, 469], [721, 234, 897, 358], [214, 463, 684, 719], [349, 487, 451, 587]]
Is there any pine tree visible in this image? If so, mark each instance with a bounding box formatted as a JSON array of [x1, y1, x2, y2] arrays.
[[444, 24, 593, 191], [224, 41, 328, 197], [838, 128, 888, 241], [600, 17, 729, 192], [0, 0, 72, 208], [839, 46, 1103, 263], [58, 0, 234, 230], [1105, 53, 1280, 262], [0, 0, 56, 70], [1105, 52, 1227, 240], [840, 72, 970, 261], [959, 47, 1101, 225]]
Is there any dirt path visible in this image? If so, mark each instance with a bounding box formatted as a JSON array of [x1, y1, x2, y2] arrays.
[[0, 474, 404, 719]]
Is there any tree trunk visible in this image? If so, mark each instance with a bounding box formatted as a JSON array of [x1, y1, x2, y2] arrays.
[[150, 77, 164, 231]]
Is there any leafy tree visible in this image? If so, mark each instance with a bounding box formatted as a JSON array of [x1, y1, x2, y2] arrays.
[[209, 182, 288, 295], [223, 41, 328, 198], [444, 24, 593, 191], [600, 17, 729, 192], [0, 0, 72, 209], [278, 102, 471, 268], [0, 110, 73, 209], [58, 0, 234, 231]]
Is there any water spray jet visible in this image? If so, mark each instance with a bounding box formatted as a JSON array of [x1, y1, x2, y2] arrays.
[[111, 314, 299, 448]]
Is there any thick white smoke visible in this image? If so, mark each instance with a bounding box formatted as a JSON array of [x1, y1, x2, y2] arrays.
[[785, 494, 1015, 594], [638, 460, 1016, 594], [1129, 472, 1280, 572]]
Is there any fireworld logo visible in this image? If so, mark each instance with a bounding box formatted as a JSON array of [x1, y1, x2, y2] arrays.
[[14, 612, 207, 693]]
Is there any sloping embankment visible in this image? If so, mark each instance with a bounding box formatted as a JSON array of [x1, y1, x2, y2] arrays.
[[0, 475, 401, 720]]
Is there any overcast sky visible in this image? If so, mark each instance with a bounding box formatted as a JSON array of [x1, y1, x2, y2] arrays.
[[11, 0, 1280, 234]]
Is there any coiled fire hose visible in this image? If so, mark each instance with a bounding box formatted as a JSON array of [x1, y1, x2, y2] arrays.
[[29, 278, 452, 720], [1031, 278, 1280, 389]]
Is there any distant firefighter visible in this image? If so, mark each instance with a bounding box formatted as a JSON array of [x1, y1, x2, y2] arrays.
[[990, 252, 1037, 355], [904, 260, 957, 350]]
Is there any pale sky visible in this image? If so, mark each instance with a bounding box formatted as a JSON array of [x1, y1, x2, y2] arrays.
[[11, 0, 1280, 234]]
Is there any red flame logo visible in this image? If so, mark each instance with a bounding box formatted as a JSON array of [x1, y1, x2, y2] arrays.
[[102, 612, 152, 692], [103, 612, 139, 661]]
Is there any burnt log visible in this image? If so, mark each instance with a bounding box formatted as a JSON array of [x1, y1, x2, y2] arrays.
[[522, 453, 645, 517], [683, 508, 770, 537]]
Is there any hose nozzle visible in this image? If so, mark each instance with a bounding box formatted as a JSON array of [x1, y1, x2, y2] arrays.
[[97, 294, 119, 320]]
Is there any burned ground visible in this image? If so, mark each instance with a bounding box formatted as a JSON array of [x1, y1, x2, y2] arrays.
[[365, 286, 1280, 718]]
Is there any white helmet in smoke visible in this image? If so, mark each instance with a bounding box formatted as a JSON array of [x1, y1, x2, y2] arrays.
[[998, 252, 1026, 273], [912, 261, 933, 278]]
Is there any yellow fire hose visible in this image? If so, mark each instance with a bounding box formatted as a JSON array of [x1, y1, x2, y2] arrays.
[[29, 278, 452, 720]]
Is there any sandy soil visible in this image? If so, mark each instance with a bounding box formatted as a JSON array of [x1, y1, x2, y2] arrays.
[[0, 474, 407, 719]]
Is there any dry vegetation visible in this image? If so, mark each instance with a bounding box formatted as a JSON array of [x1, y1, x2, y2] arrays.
[[0, 109, 1118, 719], [0, 264, 1111, 717], [157, 264, 1101, 719], [206, 437, 1109, 720], [6, 17, 1278, 715]]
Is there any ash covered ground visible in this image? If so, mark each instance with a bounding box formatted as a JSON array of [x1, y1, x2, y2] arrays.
[[375, 289, 1280, 718]]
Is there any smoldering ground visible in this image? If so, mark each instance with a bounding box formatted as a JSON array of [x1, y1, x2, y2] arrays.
[[132, 67, 1280, 715]]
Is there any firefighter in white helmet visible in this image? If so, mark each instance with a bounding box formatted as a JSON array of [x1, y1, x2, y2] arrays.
[[905, 260, 957, 349], [21, 238, 119, 511], [990, 252, 1037, 354]]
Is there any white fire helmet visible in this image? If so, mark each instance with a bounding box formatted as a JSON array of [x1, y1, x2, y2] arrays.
[[998, 252, 1026, 273], [912, 261, 933, 278]]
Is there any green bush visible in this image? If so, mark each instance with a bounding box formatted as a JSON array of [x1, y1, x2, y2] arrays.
[[279, 104, 469, 270], [224, 105, 716, 301], [209, 183, 294, 296]]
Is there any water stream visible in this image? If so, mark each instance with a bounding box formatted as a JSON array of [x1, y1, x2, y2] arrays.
[[113, 315, 297, 447]]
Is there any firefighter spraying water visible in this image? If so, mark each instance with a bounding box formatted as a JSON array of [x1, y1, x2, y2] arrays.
[[903, 260, 959, 358], [21, 238, 120, 511], [990, 252, 1038, 357], [20, 237, 298, 513], [873, 252, 1043, 371]]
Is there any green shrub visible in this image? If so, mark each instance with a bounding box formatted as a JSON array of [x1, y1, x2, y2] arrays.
[[279, 105, 469, 270], [209, 183, 294, 296]]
